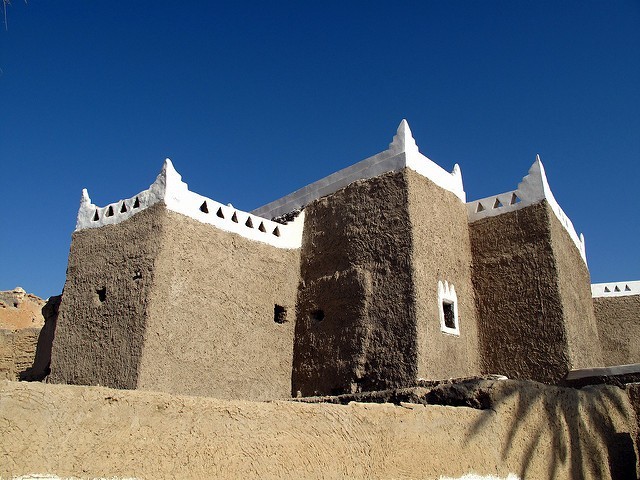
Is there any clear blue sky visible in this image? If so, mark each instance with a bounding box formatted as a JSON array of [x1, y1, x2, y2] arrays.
[[1, 1, 639, 299]]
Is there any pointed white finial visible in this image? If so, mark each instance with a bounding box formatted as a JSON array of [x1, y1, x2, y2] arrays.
[[389, 119, 419, 154], [81, 188, 91, 205]]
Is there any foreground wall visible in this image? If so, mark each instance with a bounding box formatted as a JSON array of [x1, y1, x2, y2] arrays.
[[470, 202, 602, 384], [0, 380, 637, 479]]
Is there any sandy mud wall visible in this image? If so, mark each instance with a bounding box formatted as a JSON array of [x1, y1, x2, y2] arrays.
[[548, 212, 603, 369], [293, 171, 417, 396], [469, 202, 571, 383], [594, 295, 640, 366], [405, 169, 481, 380], [49, 205, 165, 389], [1, 380, 637, 480], [0, 328, 41, 380], [137, 209, 300, 401]]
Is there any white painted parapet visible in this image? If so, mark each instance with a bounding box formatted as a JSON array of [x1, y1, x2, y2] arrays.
[[466, 156, 587, 264], [75, 160, 304, 249], [591, 280, 640, 298], [252, 120, 466, 219]]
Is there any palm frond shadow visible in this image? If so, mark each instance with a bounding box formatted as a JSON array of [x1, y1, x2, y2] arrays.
[[465, 380, 637, 479]]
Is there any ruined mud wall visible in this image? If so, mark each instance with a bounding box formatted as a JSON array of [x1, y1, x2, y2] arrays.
[[293, 171, 417, 396], [405, 169, 481, 379], [0, 328, 41, 380], [1, 380, 637, 479], [50, 204, 165, 389], [594, 295, 640, 366], [137, 209, 299, 400], [470, 202, 572, 383]]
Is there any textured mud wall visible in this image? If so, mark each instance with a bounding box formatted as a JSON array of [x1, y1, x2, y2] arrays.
[[137, 209, 299, 400], [470, 202, 571, 383], [50, 205, 165, 389], [548, 212, 603, 369], [594, 295, 640, 366], [1, 380, 637, 479], [406, 169, 481, 379], [0, 328, 41, 380], [293, 171, 417, 396]]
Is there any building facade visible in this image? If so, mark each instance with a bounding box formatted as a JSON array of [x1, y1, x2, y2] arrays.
[[49, 120, 638, 399]]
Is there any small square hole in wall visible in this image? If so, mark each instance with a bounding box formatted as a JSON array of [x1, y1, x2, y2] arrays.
[[274, 304, 287, 324]]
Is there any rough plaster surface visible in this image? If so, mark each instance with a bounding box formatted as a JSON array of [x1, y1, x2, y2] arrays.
[[138, 209, 299, 400], [549, 209, 603, 370], [0, 380, 637, 479], [471, 201, 603, 381], [594, 295, 640, 366], [470, 203, 573, 383], [405, 169, 481, 380], [51, 204, 299, 400], [293, 171, 417, 396], [50, 205, 165, 389]]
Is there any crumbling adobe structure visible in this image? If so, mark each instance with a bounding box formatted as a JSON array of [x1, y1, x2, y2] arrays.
[[49, 120, 638, 400]]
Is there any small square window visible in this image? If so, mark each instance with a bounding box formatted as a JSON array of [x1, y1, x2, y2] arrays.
[[438, 280, 459, 336]]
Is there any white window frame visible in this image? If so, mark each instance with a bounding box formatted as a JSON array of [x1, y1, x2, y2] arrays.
[[438, 280, 460, 336]]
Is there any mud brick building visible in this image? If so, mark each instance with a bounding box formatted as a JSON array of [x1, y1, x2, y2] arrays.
[[49, 120, 639, 400]]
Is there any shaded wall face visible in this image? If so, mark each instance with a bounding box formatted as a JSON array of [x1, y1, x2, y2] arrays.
[[548, 212, 603, 369], [470, 202, 571, 383], [137, 210, 299, 401], [293, 171, 417, 396], [50, 205, 165, 389], [594, 295, 640, 366], [405, 170, 481, 379]]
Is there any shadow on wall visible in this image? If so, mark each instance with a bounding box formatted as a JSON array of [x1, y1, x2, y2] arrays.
[[20, 294, 61, 381], [466, 381, 638, 479]]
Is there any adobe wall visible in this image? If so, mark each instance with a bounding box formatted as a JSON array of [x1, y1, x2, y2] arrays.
[[470, 202, 572, 383], [548, 209, 603, 369], [0, 328, 41, 380], [49, 204, 165, 389], [405, 169, 481, 379], [594, 295, 640, 366], [136, 209, 299, 400], [1, 380, 637, 479], [293, 171, 417, 396]]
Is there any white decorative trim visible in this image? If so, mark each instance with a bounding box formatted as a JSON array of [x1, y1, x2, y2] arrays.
[[438, 280, 460, 336], [252, 120, 466, 219], [466, 156, 587, 264], [591, 280, 640, 298], [74, 160, 304, 249]]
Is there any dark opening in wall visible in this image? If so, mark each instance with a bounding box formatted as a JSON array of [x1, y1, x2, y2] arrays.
[[216, 207, 225, 218], [245, 217, 254, 228], [311, 309, 325, 322], [274, 304, 287, 324], [443, 302, 455, 329], [120, 202, 127, 213], [133, 197, 140, 208], [93, 210, 100, 221], [106, 206, 114, 217], [231, 212, 239, 223], [133, 271, 142, 280], [96, 287, 107, 303], [200, 201, 209, 213]]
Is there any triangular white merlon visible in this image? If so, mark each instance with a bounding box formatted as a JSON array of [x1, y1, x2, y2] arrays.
[[388, 119, 419, 155]]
